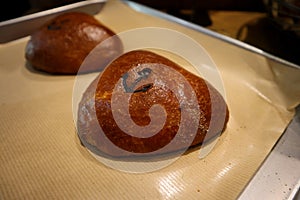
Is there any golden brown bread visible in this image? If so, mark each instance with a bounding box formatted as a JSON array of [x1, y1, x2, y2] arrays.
[[25, 12, 123, 74], [77, 50, 229, 158]]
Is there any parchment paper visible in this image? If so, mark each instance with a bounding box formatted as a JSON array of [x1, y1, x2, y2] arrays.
[[1, 0, 300, 199]]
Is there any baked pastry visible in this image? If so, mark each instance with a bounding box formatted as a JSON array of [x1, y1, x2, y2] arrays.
[[77, 50, 229, 158], [25, 12, 123, 74]]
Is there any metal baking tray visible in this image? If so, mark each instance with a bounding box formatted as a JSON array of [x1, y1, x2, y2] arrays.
[[238, 106, 300, 200], [1, 0, 298, 198], [121, 1, 300, 199], [0, 0, 107, 43]]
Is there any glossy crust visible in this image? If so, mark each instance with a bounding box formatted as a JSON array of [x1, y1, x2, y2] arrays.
[[77, 50, 229, 158], [25, 12, 123, 74]]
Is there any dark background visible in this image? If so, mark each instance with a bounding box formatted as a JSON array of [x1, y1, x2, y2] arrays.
[[0, 0, 266, 22], [1, 0, 299, 66]]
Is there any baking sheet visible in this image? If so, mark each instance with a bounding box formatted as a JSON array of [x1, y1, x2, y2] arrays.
[[1, 0, 300, 199], [238, 106, 300, 199]]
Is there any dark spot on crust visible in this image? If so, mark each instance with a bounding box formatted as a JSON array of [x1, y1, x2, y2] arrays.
[[47, 19, 70, 30], [122, 68, 152, 93]]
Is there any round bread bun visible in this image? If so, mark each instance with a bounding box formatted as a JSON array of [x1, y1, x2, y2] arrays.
[[25, 12, 123, 74], [77, 50, 229, 158]]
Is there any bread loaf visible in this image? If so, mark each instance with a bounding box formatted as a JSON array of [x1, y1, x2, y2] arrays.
[[77, 50, 229, 158], [25, 12, 123, 74]]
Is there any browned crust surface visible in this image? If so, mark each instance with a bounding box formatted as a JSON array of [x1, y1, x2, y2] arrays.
[[77, 50, 229, 158], [25, 12, 123, 74]]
